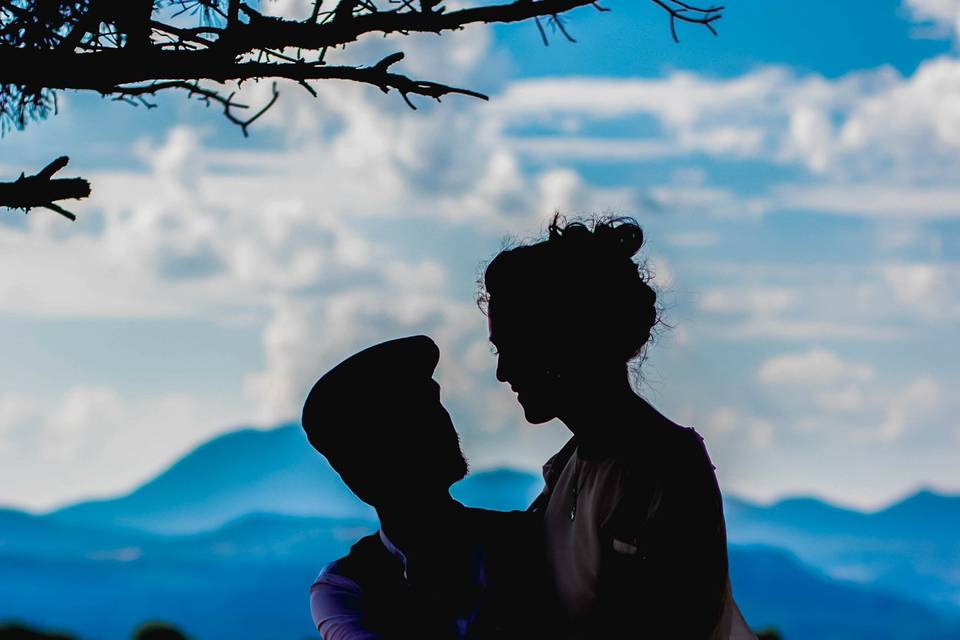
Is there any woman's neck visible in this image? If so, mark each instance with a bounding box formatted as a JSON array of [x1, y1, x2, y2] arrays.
[[558, 373, 649, 458]]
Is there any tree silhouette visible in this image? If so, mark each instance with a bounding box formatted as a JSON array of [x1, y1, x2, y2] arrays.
[[131, 621, 189, 640], [0, 623, 75, 640], [0, 0, 723, 219]]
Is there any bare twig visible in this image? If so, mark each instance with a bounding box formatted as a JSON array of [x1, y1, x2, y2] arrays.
[[650, 0, 723, 42], [0, 156, 90, 221]]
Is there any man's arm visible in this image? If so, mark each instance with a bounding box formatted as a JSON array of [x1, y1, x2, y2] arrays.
[[310, 571, 382, 640]]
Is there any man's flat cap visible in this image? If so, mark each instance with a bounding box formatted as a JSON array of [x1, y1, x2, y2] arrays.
[[301, 335, 440, 451]]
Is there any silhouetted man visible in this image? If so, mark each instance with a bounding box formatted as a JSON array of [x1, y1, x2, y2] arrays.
[[301, 336, 552, 640]]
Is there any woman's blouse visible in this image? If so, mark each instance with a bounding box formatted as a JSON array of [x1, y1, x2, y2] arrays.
[[532, 419, 735, 639]]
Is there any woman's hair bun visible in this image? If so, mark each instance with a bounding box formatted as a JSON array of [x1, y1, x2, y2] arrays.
[[597, 217, 645, 258], [548, 215, 644, 259]]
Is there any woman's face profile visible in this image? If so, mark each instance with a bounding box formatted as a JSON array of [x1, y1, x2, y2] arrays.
[[487, 302, 562, 425]]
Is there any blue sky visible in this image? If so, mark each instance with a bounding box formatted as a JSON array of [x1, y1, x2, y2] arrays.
[[1, 0, 958, 511]]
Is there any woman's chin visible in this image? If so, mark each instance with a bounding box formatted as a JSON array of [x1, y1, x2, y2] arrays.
[[521, 404, 555, 425]]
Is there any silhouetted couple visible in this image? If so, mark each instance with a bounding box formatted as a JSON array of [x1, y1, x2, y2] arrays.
[[301, 217, 755, 639]]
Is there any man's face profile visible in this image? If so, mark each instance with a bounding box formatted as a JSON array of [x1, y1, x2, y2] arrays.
[[342, 377, 468, 505]]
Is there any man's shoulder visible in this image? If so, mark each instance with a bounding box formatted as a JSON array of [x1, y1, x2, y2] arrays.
[[462, 506, 540, 545], [310, 533, 400, 635], [313, 532, 394, 591], [463, 505, 538, 524]]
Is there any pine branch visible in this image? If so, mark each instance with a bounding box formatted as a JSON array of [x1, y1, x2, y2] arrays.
[[0, 0, 724, 221]]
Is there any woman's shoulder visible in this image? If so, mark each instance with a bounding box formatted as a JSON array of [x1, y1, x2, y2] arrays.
[[612, 409, 717, 490], [660, 423, 712, 463], [626, 399, 708, 453], [541, 435, 579, 482]]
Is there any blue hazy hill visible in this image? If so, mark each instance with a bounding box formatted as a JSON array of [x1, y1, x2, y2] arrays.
[[875, 489, 960, 538], [730, 545, 960, 640], [45, 422, 960, 615], [0, 508, 155, 558], [50, 424, 373, 534], [726, 490, 960, 613], [3, 509, 960, 640], [49, 424, 543, 535], [726, 489, 960, 539]]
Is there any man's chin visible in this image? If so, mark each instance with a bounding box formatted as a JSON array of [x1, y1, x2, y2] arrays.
[[454, 457, 469, 483], [444, 454, 469, 485]]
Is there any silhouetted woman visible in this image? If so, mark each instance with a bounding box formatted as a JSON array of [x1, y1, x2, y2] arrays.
[[480, 216, 752, 639]]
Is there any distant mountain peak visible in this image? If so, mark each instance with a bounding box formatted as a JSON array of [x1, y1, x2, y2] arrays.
[[46, 422, 545, 534], [876, 487, 960, 528]]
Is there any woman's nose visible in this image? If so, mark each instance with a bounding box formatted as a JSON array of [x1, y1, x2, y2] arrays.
[[495, 354, 509, 383]]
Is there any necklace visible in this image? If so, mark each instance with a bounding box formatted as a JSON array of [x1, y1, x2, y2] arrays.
[[569, 454, 588, 521]]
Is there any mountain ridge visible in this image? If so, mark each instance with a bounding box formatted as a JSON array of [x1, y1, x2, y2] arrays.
[[2, 420, 959, 638], [35, 421, 960, 618], [45, 422, 959, 531]]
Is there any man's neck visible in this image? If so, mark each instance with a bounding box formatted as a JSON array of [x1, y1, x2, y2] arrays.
[[376, 493, 463, 561]]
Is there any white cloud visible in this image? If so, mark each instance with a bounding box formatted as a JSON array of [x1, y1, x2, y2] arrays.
[[698, 287, 798, 315], [833, 57, 960, 175], [815, 386, 868, 412], [243, 288, 479, 424], [0, 393, 40, 457], [881, 263, 960, 321], [0, 227, 193, 318], [786, 105, 835, 172], [647, 255, 675, 288], [508, 136, 683, 162], [664, 230, 722, 249], [494, 69, 797, 126], [758, 348, 875, 387], [646, 182, 767, 219], [875, 221, 944, 253], [686, 260, 956, 342], [494, 56, 960, 220], [726, 319, 903, 341], [877, 376, 943, 441], [494, 66, 897, 173], [885, 263, 943, 304], [757, 356, 950, 445], [701, 406, 775, 450], [905, 0, 960, 41], [773, 182, 960, 219], [694, 363, 958, 503], [0, 387, 250, 510]]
